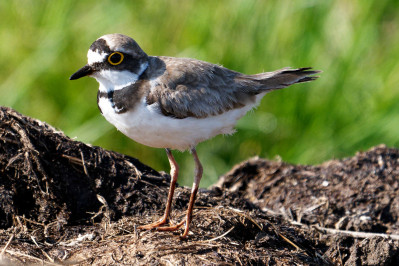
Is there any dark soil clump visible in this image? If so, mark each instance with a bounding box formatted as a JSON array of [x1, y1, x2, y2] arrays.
[[1, 106, 399, 265]]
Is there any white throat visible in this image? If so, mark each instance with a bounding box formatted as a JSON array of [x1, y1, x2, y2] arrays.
[[93, 62, 148, 93], [93, 69, 137, 92]]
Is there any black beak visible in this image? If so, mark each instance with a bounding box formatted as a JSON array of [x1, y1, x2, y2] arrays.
[[69, 65, 94, 80]]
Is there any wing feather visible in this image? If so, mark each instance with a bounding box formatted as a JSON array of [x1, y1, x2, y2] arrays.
[[145, 57, 319, 119]]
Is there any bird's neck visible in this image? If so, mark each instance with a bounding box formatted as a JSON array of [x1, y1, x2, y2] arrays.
[[96, 61, 148, 93]]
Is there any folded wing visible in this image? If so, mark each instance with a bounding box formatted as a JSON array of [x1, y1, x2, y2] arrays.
[[146, 57, 320, 119]]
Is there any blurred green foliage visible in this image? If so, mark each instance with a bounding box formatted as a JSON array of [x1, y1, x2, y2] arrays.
[[1, 0, 399, 187]]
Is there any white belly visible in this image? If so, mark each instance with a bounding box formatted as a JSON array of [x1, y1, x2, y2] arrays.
[[97, 95, 264, 151]]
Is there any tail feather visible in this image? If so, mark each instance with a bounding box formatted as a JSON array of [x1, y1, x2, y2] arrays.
[[248, 67, 321, 91]]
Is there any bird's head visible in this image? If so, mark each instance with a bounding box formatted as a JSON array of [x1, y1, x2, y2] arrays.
[[70, 33, 148, 89]]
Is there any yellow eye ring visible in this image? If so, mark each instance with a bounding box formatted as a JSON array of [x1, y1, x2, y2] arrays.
[[108, 52, 124, 65]]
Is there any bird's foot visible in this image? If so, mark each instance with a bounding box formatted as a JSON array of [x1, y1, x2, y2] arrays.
[[155, 219, 185, 231], [139, 219, 188, 238], [137, 217, 168, 230], [156, 219, 189, 239]]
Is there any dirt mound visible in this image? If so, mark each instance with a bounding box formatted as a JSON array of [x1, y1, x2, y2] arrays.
[[217, 146, 399, 264], [0, 106, 398, 265]]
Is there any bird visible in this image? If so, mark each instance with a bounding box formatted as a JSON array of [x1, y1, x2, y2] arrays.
[[70, 33, 320, 238]]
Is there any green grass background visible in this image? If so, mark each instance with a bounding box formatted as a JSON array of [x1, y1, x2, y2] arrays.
[[1, 1, 399, 187]]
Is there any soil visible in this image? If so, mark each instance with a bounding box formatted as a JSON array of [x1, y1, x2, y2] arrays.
[[0, 106, 398, 265]]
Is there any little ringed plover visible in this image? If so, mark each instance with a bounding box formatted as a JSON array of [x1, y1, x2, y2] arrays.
[[70, 33, 320, 238]]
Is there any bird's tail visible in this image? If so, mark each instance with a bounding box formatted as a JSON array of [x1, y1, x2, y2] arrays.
[[248, 67, 321, 91]]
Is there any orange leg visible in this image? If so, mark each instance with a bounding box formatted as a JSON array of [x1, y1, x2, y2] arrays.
[[138, 148, 179, 230], [155, 147, 203, 238]]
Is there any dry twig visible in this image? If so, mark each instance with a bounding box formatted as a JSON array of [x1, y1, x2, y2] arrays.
[[0, 234, 14, 257], [313, 225, 399, 240]]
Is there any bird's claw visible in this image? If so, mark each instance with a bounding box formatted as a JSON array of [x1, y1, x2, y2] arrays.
[[139, 219, 188, 238]]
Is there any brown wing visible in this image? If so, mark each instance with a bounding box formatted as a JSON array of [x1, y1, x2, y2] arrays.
[[145, 56, 319, 119], [145, 57, 261, 119]]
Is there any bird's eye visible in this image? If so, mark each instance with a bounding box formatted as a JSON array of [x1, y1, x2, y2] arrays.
[[107, 52, 124, 65]]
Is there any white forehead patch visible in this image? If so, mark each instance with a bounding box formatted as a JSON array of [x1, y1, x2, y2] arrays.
[[87, 49, 107, 65]]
